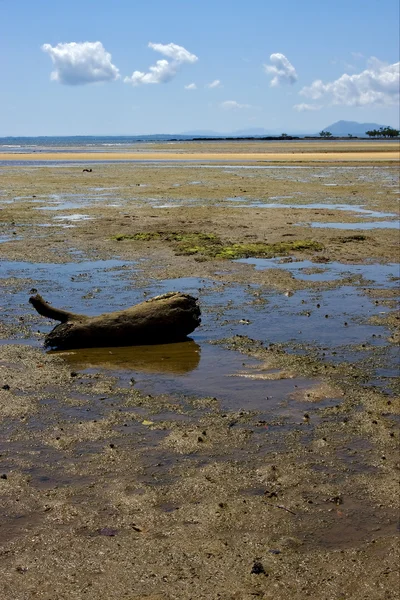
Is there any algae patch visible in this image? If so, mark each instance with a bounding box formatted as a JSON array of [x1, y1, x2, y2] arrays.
[[213, 240, 323, 259], [111, 231, 323, 260]]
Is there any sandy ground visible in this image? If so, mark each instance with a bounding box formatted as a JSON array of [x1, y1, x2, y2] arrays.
[[0, 143, 399, 599], [0, 152, 399, 163]]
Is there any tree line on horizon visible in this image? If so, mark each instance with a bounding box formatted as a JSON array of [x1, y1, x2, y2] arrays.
[[365, 126, 399, 138], [316, 127, 399, 139]]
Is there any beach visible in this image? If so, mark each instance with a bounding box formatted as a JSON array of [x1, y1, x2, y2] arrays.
[[0, 141, 399, 599], [0, 139, 399, 163]]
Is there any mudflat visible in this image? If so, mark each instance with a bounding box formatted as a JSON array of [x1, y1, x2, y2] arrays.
[[0, 142, 399, 599]]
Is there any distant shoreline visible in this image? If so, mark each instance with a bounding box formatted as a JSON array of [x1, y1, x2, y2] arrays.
[[0, 150, 398, 163]]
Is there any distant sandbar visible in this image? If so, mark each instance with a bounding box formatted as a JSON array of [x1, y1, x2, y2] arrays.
[[0, 151, 398, 163]]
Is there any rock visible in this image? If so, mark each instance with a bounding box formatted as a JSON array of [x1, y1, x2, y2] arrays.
[[251, 561, 267, 575]]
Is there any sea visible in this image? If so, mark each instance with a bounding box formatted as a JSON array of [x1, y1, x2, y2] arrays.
[[0, 135, 205, 153], [0, 134, 352, 154]]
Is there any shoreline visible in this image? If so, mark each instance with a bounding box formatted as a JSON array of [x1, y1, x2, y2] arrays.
[[0, 151, 399, 162]]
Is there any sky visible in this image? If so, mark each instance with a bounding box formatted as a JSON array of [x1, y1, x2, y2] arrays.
[[1, 0, 399, 136]]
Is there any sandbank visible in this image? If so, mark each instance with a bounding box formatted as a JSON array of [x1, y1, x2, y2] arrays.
[[0, 151, 399, 162]]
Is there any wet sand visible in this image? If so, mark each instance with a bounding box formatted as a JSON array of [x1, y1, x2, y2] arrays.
[[0, 144, 399, 599]]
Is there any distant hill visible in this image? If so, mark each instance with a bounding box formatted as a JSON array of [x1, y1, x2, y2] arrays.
[[181, 129, 221, 137], [321, 120, 389, 136], [232, 127, 274, 136]]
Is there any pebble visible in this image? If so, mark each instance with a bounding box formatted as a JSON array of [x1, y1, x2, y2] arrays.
[[251, 561, 267, 575]]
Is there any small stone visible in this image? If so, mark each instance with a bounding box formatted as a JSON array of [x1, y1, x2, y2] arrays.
[[98, 527, 118, 537], [70, 372, 78, 377], [16, 566, 28, 574], [1, 474, 7, 480], [328, 495, 343, 505], [251, 561, 267, 575], [2, 384, 10, 391]]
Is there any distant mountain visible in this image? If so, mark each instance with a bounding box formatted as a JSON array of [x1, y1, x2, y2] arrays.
[[321, 120, 389, 136], [181, 129, 221, 137], [232, 127, 273, 136]]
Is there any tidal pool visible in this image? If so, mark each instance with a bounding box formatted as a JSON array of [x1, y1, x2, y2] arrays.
[[1, 259, 398, 400]]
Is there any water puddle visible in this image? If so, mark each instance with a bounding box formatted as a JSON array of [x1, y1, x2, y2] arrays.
[[16, 192, 123, 212], [0, 234, 21, 243], [0, 259, 139, 323], [53, 214, 93, 222], [34, 203, 85, 211], [232, 202, 397, 218], [308, 221, 398, 230], [56, 341, 316, 414], [1, 259, 398, 398], [57, 340, 202, 375], [236, 258, 399, 284], [305, 496, 399, 550]]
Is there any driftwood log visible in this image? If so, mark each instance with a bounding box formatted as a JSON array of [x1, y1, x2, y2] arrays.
[[29, 292, 201, 350]]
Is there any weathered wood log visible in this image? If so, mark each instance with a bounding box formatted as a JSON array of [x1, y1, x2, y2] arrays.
[[29, 292, 201, 350]]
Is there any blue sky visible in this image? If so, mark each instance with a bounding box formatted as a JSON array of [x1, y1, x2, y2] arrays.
[[1, 0, 399, 135]]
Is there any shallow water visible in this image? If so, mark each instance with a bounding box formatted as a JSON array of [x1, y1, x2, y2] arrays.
[[56, 341, 318, 414], [236, 258, 400, 284], [0, 234, 21, 243], [228, 202, 397, 218], [1, 258, 398, 397], [53, 214, 93, 222], [308, 221, 399, 230]]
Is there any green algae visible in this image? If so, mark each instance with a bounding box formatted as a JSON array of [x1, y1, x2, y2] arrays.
[[111, 231, 323, 259], [211, 240, 323, 259]]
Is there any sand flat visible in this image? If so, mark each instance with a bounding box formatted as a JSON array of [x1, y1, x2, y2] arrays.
[[0, 153, 399, 600], [0, 150, 399, 162]]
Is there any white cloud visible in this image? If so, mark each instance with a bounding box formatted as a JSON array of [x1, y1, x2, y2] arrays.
[[293, 103, 322, 111], [185, 83, 197, 90], [264, 53, 298, 87], [207, 79, 222, 88], [125, 42, 198, 86], [149, 42, 197, 63], [220, 100, 252, 110], [42, 41, 119, 85], [300, 59, 400, 107]]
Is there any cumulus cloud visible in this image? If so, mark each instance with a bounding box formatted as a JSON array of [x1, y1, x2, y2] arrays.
[[264, 53, 298, 87], [300, 59, 400, 106], [125, 42, 198, 86], [184, 83, 197, 90], [207, 79, 222, 88], [293, 103, 322, 111], [220, 100, 251, 110], [42, 41, 119, 85]]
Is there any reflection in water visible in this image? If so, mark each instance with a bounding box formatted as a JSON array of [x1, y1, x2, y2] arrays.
[[52, 339, 201, 375], [55, 339, 317, 414]]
